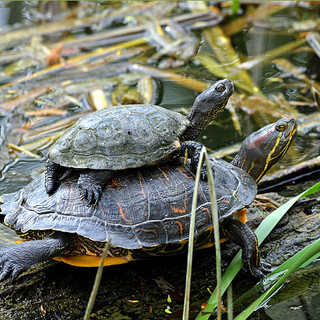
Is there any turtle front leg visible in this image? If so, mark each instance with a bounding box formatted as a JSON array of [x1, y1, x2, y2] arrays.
[[180, 141, 208, 180], [78, 169, 114, 204], [220, 218, 267, 279], [45, 159, 66, 194], [0, 234, 70, 282]]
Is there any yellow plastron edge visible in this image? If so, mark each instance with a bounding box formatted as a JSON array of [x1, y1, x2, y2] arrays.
[[52, 255, 133, 267], [15, 239, 133, 267]]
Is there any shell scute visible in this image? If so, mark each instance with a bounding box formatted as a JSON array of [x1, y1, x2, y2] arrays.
[[95, 118, 125, 146], [134, 220, 167, 247], [1, 158, 257, 249], [48, 105, 189, 170], [72, 130, 97, 153], [77, 217, 107, 242], [162, 216, 190, 242], [106, 223, 140, 249]]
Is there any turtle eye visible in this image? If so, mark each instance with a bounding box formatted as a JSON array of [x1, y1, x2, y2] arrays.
[[276, 124, 287, 132], [215, 84, 226, 92]]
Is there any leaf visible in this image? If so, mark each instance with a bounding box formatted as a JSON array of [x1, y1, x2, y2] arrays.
[[196, 181, 320, 320]]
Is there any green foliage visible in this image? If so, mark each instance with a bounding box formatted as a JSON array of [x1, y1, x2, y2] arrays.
[[196, 181, 320, 320], [183, 148, 221, 320], [234, 237, 320, 320], [231, 0, 241, 15]]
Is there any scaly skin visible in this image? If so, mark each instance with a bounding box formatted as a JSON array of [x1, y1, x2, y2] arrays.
[[78, 170, 114, 204], [0, 234, 69, 282], [182, 79, 234, 141], [45, 160, 65, 194]]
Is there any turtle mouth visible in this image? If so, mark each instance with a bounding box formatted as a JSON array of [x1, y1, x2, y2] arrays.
[[224, 79, 234, 95]]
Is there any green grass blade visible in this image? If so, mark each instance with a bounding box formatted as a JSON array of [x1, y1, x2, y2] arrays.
[[231, 0, 240, 15], [183, 149, 206, 320], [234, 238, 320, 309], [183, 148, 221, 320], [204, 149, 222, 320], [227, 283, 233, 320], [234, 238, 320, 320], [256, 181, 320, 246], [84, 242, 110, 320], [196, 181, 320, 320]]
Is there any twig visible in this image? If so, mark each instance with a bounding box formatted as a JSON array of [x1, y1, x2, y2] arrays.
[[84, 242, 110, 320]]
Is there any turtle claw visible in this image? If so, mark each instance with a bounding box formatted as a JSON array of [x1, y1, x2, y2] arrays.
[[85, 190, 94, 206], [45, 160, 66, 195], [0, 237, 69, 283], [93, 188, 102, 207], [260, 258, 271, 275], [78, 171, 106, 205], [0, 248, 23, 283], [77, 170, 112, 205], [247, 258, 271, 279], [79, 188, 87, 201], [0, 266, 10, 283], [78, 184, 102, 206]]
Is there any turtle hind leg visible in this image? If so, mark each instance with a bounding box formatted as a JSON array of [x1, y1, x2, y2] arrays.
[[180, 141, 208, 180], [221, 218, 267, 279], [78, 169, 114, 204], [45, 159, 66, 194], [0, 233, 70, 283]]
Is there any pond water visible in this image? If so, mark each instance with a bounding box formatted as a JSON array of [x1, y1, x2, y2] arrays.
[[0, 1, 319, 319]]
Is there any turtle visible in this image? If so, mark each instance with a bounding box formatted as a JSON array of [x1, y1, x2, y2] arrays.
[[0, 117, 297, 282], [45, 79, 234, 203]]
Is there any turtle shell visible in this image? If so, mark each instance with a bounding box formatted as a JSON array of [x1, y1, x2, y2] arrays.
[[47, 105, 189, 170], [1, 158, 256, 250]]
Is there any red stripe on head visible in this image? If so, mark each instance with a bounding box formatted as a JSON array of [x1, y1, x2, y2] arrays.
[[248, 128, 273, 149]]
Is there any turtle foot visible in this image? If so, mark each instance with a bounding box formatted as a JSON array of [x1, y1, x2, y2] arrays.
[[258, 258, 271, 276], [249, 266, 265, 279], [45, 160, 66, 195], [245, 256, 271, 280], [0, 236, 69, 283], [78, 183, 102, 206], [0, 246, 28, 283], [78, 170, 113, 205]]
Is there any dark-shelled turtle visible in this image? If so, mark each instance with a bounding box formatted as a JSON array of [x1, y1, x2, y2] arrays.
[[0, 117, 297, 281], [45, 79, 234, 203]]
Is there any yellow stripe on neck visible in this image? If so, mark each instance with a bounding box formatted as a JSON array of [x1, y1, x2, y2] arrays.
[[257, 132, 282, 182]]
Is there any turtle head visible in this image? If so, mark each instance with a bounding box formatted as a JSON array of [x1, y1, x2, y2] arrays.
[[183, 79, 234, 141], [231, 117, 297, 182]]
